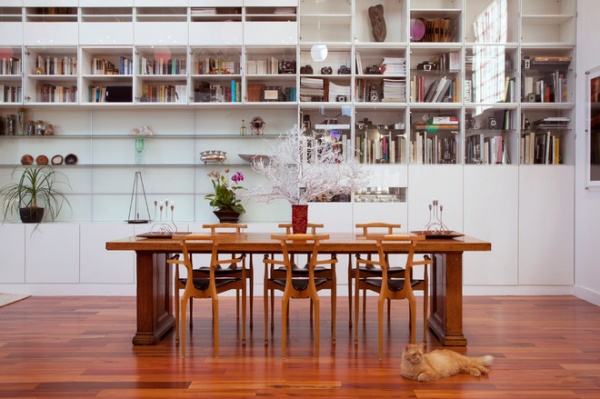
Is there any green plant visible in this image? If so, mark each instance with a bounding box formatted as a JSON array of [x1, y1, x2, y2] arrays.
[[204, 169, 245, 214], [0, 165, 71, 223]]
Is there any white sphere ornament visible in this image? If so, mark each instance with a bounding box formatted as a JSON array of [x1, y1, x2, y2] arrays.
[[311, 44, 328, 62]]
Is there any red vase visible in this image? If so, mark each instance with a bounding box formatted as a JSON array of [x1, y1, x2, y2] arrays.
[[291, 204, 308, 234]]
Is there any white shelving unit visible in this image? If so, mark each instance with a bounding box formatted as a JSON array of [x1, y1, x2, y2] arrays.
[[0, 0, 577, 295]]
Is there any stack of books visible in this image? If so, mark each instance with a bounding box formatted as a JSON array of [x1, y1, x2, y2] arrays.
[[382, 79, 406, 102], [381, 58, 406, 76], [300, 77, 324, 102], [328, 81, 350, 102]]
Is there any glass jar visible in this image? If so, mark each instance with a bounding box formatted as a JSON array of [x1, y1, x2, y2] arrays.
[[0, 116, 4, 135], [16, 108, 26, 136], [26, 121, 35, 136], [45, 123, 54, 135], [36, 120, 45, 136], [6, 114, 16, 135]]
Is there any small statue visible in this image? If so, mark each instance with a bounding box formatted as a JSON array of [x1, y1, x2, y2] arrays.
[[368, 4, 387, 42]]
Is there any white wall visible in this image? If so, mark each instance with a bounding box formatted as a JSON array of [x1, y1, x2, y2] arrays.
[[574, 0, 600, 306]]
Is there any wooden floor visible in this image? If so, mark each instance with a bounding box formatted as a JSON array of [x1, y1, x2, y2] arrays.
[[1, 295, 600, 398]]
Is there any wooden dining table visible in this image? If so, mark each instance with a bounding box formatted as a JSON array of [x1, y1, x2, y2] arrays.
[[106, 232, 491, 347]]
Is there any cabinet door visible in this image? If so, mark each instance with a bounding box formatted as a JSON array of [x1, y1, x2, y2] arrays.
[[244, 0, 297, 6], [407, 165, 464, 232], [134, 22, 188, 45], [24, 23, 78, 46], [80, 23, 134, 45], [518, 165, 574, 285], [25, 224, 80, 284], [244, 22, 297, 45], [0, 22, 23, 46], [0, 225, 25, 283], [463, 165, 519, 286]]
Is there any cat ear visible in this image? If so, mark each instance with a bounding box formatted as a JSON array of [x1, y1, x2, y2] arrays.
[[404, 343, 411, 350], [417, 343, 425, 351]]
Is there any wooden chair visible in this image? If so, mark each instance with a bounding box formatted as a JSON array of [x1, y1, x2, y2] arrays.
[[168, 233, 246, 358], [263, 233, 337, 358], [266, 223, 337, 342], [349, 222, 403, 329], [172, 223, 250, 338], [355, 234, 431, 360]]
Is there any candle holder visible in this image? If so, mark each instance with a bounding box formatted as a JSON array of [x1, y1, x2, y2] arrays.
[[423, 199, 449, 233], [150, 198, 177, 234]]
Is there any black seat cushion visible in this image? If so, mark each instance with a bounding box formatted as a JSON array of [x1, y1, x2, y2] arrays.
[[270, 277, 328, 291], [363, 277, 422, 292], [179, 277, 240, 291]]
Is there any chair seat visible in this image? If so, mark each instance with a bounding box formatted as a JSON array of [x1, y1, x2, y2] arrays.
[[276, 265, 328, 274], [195, 266, 241, 274], [359, 265, 404, 273], [363, 277, 422, 292], [270, 277, 329, 291], [180, 277, 241, 291]]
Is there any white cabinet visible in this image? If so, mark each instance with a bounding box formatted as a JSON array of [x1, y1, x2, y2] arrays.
[[518, 165, 575, 285], [25, 223, 80, 283], [463, 166, 519, 287]]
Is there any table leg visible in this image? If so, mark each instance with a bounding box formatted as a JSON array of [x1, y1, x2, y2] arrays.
[[132, 251, 174, 345], [428, 252, 467, 346]]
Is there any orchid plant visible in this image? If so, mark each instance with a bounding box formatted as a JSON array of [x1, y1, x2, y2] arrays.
[[244, 126, 369, 205], [205, 168, 246, 214]]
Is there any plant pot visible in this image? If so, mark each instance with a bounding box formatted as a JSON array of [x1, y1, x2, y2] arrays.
[[213, 209, 240, 223], [291, 204, 308, 234], [19, 207, 44, 223]]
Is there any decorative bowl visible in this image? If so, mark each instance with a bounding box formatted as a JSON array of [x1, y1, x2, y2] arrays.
[[65, 153, 78, 165], [238, 154, 271, 164], [200, 150, 226, 163], [36, 155, 49, 165]]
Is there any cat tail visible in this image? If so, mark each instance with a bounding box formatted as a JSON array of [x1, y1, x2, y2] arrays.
[[480, 355, 494, 366]]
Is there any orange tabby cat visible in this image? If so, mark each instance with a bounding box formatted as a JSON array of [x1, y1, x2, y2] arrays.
[[400, 343, 493, 382]]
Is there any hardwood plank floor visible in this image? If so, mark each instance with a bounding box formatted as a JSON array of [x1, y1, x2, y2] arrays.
[[1, 295, 600, 398]]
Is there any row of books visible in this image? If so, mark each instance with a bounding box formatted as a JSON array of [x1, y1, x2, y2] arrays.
[[36, 56, 77, 76], [355, 79, 407, 103], [410, 75, 456, 102], [521, 131, 561, 164], [299, 77, 325, 102], [0, 85, 21, 103], [355, 132, 407, 164], [193, 58, 240, 75], [139, 57, 186, 76], [140, 84, 186, 103], [465, 134, 507, 164], [522, 71, 568, 103], [411, 132, 458, 164], [246, 58, 286, 75], [91, 56, 132, 75], [0, 57, 21, 75], [194, 80, 240, 103], [531, 116, 570, 130], [38, 84, 77, 103]]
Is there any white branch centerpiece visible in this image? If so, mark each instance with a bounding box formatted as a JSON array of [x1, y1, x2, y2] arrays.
[[243, 126, 370, 232]]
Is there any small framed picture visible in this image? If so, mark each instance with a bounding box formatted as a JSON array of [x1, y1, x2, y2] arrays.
[[260, 86, 283, 102]]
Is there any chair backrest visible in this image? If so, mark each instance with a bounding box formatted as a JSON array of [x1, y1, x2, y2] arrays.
[[278, 222, 324, 234], [172, 233, 245, 286], [203, 223, 247, 234], [355, 222, 401, 236], [270, 233, 336, 281], [362, 234, 428, 292]]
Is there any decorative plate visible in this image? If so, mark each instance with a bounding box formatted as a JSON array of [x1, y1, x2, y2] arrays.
[[51, 155, 64, 165], [21, 154, 34, 165], [411, 230, 464, 239], [36, 155, 49, 165], [65, 153, 78, 165]]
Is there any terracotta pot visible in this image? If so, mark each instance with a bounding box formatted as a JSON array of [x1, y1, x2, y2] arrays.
[[213, 209, 240, 223], [291, 204, 308, 234]]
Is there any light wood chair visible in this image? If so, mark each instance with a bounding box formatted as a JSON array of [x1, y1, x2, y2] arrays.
[[263, 233, 337, 358], [168, 233, 246, 358], [349, 222, 403, 329], [355, 234, 431, 360], [172, 223, 250, 338], [267, 223, 337, 342]]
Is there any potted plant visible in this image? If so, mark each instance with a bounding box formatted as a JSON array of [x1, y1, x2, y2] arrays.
[[244, 126, 369, 233], [205, 168, 246, 222], [0, 165, 71, 224]]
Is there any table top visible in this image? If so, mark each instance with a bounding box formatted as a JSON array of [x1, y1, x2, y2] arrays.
[[106, 232, 491, 254]]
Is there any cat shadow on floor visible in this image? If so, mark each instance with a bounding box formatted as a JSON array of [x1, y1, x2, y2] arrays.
[[400, 343, 494, 382]]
